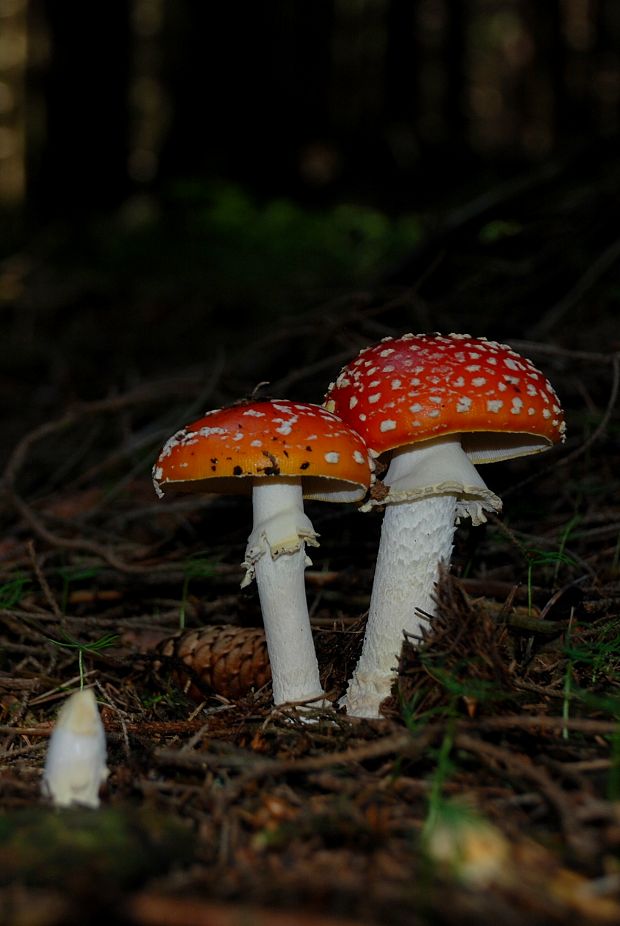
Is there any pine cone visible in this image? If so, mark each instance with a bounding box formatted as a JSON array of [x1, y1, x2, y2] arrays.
[[158, 625, 271, 701]]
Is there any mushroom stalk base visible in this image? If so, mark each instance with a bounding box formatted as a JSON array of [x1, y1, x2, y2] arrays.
[[343, 493, 456, 718], [343, 437, 500, 719], [245, 480, 325, 707]]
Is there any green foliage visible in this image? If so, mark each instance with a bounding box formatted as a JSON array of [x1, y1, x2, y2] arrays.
[[525, 516, 578, 614], [478, 219, 523, 243], [419, 662, 505, 707], [189, 181, 423, 299], [0, 574, 30, 608], [0, 808, 195, 891], [47, 630, 119, 689], [423, 725, 456, 838], [560, 620, 620, 789], [102, 180, 424, 312], [140, 690, 188, 711], [563, 619, 620, 687], [400, 691, 443, 732]]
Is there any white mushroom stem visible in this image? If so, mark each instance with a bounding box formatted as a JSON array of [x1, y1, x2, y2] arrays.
[[343, 436, 501, 718], [242, 478, 324, 706], [42, 688, 109, 808]]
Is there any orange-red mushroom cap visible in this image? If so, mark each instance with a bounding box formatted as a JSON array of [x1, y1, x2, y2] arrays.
[[324, 333, 566, 464], [153, 400, 373, 503]]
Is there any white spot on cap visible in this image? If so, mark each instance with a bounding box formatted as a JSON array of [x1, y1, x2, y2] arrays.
[[427, 410, 441, 418], [542, 408, 552, 419], [359, 413, 367, 421], [409, 403, 423, 413], [196, 427, 227, 438], [429, 396, 442, 404], [410, 377, 421, 387], [511, 397, 524, 414], [324, 451, 340, 464], [383, 365, 395, 373], [466, 365, 481, 372], [487, 400, 503, 413], [353, 450, 365, 464], [242, 409, 265, 418], [157, 430, 188, 460], [380, 419, 397, 432], [472, 377, 487, 387], [275, 420, 294, 435], [504, 358, 522, 371], [456, 397, 472, 413], [233, 432, 244, 441], [379, 348, 395, 357], [154, 466, 163, 481], [452, 376, 465, 388], [251, 439, 262, 447], [368, 393, 381, 404], [349, 396, 358, 409], [391, 379, 402, 389]]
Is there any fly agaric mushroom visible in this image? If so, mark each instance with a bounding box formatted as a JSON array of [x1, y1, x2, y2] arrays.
[[324, 333, 565, 717], [153, 400, 372, 708]]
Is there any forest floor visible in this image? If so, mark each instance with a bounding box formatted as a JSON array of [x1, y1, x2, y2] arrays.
[[1, 149, 620, 925]]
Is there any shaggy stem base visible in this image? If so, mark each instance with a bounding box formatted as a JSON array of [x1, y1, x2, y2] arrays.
[[343, 437, 499, 719], [343, 494, 457, 718]]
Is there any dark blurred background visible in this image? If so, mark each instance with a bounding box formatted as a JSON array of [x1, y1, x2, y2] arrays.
[[1, 0, 619, 445]]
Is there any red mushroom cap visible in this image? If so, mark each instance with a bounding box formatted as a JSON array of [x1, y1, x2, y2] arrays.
[[153, 400, 372, 503], [324, 333, 565, 463]]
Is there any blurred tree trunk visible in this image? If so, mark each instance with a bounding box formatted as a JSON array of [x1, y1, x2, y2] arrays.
[[519, 0, 564, 155], [160, 0, 334, 194], [594, 0, 620, 135], [385, 0, 419, 173], [29, 0, 130, 217], [443, 0, 468, 147]]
